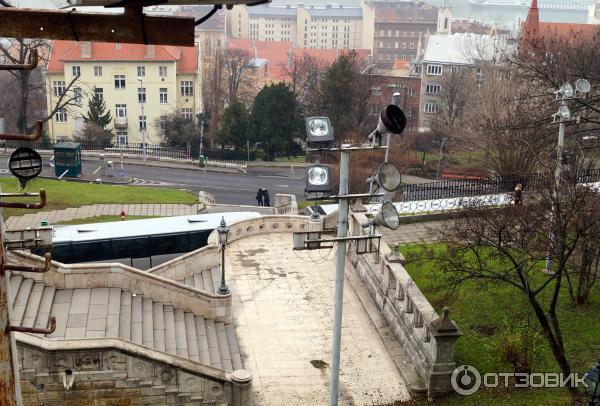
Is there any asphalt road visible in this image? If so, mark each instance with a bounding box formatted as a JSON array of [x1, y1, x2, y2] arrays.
[[0, 158, 306, 206]]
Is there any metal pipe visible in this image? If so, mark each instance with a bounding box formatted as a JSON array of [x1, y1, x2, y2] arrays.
[[0, 189, 46, 209], [329, 150, 349, 406]]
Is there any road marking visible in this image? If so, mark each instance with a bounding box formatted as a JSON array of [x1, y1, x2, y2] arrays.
[[275, 184, 289, 188]]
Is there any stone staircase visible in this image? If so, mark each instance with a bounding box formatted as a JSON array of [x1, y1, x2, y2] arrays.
[[181, 268, 221, 294], [8, 274, 242, 373]]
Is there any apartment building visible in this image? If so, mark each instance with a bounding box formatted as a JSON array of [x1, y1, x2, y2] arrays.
[[418, 33, 508, 131], [46, 41, 200, 145], [228, 2, 375, 51], [372, 0, 450, 69]]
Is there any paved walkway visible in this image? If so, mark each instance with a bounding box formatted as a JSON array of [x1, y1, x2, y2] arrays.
[[226, 233, 411, 405], [380, 220, 445, 246]]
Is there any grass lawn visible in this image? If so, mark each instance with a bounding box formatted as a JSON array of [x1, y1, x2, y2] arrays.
[[55, 215, 160, 225], [400, 244, 599, 405], [0, 178, 197, 218]]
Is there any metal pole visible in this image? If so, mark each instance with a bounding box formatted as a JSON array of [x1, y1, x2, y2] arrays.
[[329, 150, 349, 406], [218, 244, 229, 295], [0, 185, 22, 405], [545, 98, 566, 272], [247, 139, 250, 163]]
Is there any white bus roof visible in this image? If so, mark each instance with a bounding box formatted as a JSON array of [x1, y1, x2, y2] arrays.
[[52, 211, 262, 243]]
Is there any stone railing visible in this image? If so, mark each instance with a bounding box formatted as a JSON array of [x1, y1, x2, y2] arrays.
[[148, 244, 219, 282], [10, 251, 231, 323], [198, 190, 216, 206], [347, 212, 462, 398], [17, 333, 252, 405], [273, 193, 298, 215]]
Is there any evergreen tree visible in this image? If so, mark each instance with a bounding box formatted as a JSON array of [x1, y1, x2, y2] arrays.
[[251, 83, 302, 160], [84, 91, 112, 129], [218, 101, 250, 150]]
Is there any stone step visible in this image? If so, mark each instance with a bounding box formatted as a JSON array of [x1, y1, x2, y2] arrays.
[[48, 289, 73, 339], [11, 278, 34, 326], [204, 318, 222, 369], [184, 312, 199, 362], [184, 276, 194, 288], [210, 268, 221, 293], [87, 288, 109, 339], [9, 275, 23, 305], [202, 270, 214, 295], [35, 286, 55, 331], [193, 272, 204, 291], [21, 282, 44, 328], [142, 298, 153, 348], [163, 305, 176, 356], [119, 291, 132, 341], [195, 315, 211, 365], [66, 289, 91, 339], [153, 302, 165, 352], [131, 295, 143, 345], [106, 288, 121, 338], [174, 309, 188, 359], [226, 324, 243, 371], [215, 322, 232, 372]]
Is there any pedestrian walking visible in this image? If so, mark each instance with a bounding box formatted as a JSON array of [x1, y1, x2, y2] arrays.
[[514, 183, 523, 206], [263, 189, 270, 207], [256, 188, 263, 206]]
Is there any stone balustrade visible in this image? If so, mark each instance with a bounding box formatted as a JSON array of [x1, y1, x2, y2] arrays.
[[10, 251, 231, 323], [348, 212, 462, 399], [273, 194, 298, 215]]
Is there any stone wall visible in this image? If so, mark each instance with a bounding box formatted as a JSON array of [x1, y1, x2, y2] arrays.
[[10, 251, 230, 323], [16, 333, 251, 406], [348, 212, 462, 399]]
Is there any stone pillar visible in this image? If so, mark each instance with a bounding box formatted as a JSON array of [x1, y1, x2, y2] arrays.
[[232, 369, 252, 406], [428, 307, 462, 399]]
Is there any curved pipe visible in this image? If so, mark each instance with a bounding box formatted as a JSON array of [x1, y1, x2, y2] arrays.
[[4, 253, 51, 273], [0, 49, 38, 71], [0, 188, 46, 209], [0, 120, 43, 141], [7, 316, 56, 334]]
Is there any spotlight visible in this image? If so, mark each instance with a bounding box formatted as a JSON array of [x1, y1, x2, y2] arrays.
[[575, 78, 591, 95], [376, 162, 402, 192], [374, 201, 400, 230], [368, 105, 407, 147], [305, 163, 331, 194], [305, 116, 334, 146]]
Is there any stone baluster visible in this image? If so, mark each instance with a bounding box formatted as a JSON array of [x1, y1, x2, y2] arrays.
[[428, 307, 462, 398]]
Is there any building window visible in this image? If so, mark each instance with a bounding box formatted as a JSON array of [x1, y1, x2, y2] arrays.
[[424, 102, 438, 113], [116, 104, 127, 118], [74, 87, 82, 104], [94, 87, 103, 100], [72, 66, 80, 77], [53, 81, 65, 96], [181, 81, 193, 96], [395, 42, 398, 48], [94, 66, 102, 76], [380, 29, 384, 36], [410, 43, 415, 49], [138, 87, 146, 104], [371, 86, 381, 96], [181, 108, 193, 119], [159, 66, 167, 77], [55, 109, 67, 123], [408, 88, 416, 97], [403, 43, 407, 49], [425, 84, 441, 94], [114, 74, 126, 89], [138, 115, 146, 131], [427, 64, 443, 75], [159, 88, 168, 104], [116, 131, 128, 145], [137, 66, 145, 77]]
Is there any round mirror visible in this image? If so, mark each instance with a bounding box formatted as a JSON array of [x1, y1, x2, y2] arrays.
[[377, 162, 401, 192], [8, 147, 43, 181]]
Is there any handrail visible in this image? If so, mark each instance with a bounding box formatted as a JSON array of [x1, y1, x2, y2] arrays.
[[7, 316, 56, 335], [0, 188, 46, 209], [0, 121, 43, 141], [4, 253, 51, 273], [0, 49, 38, 71]]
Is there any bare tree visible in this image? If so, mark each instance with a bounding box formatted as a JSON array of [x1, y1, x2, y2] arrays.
[[223, 48, 252, 105], [279, 53, 327, 116], [0, 38, 80, 134], [201, 43, 225, 148]]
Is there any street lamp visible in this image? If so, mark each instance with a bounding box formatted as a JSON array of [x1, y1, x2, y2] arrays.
[[585, 359, 600, 406], [216, 216, 230, 295], [137, 77, 147, 161]]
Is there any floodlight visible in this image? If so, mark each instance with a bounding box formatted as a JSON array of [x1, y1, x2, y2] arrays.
[[558, 105, 571, 120], [374, 202, 400, 230], [305, 116, 334, 146], [559, 82, 574, 98], [8, 147, 43, 188], [575, 78, 591, 95], [305, 163, 331, 194], [368, 105, 407, 146], [376, 162, 402, 192]]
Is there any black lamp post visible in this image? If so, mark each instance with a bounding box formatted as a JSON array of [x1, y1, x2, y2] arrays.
[[217, 216, 230, 295], [585, 359, 600, 406]]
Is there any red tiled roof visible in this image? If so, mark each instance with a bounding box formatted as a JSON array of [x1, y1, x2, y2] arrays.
[[47, 40, 198, 74], [227, 38, 370, 83]]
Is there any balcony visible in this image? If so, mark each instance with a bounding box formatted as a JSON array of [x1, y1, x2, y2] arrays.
[[114, 117, 128, 129]]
